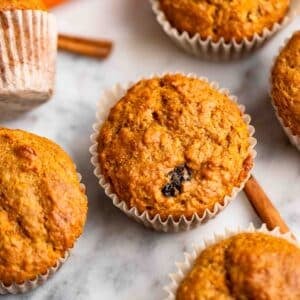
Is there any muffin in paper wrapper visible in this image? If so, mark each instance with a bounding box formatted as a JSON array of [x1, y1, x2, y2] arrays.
[[150, 0, 300, 61], [164, 223, 298, 299], [271, 99, 300, 151], [0, 10, 57, 120], [0, 173, 86, 295], [270, 32, 300, 151], [0, 253, 69, 295], [90, 73, 257, 233]]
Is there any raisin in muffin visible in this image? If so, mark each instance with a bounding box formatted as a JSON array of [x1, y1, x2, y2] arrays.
[[158, 0, 290, 43], [271, 31, 300, 148], [0, 128, 87, 287], [0, 0, 56, 120], [176, 232, 300, 300], [98, 74, 254, 221]]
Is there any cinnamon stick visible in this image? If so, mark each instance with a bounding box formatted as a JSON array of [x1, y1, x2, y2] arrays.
[[244, 176, 292, 235], [58, 34, 113, 59]]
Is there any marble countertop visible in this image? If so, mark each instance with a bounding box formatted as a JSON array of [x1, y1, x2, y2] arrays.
[[2, 1, 300, 299]]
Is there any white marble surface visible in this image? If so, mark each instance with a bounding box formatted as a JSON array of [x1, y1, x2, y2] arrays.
[[2, 1, 300, 299]]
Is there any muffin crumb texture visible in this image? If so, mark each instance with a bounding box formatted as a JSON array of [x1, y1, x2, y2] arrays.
[[177, 232, 300, 300], [0, 128, 87, 285], [0, 0, 47, 11], [98, 74, 252, 220], [272, 31, 300, 136], [159, 0, 289, 42]]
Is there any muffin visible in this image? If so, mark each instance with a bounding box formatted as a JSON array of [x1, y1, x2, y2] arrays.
[[0, 0, 46, 10], [95, 74, 255, 230], [271, 31, 300, 150], [176, 232, 300, 299], [151, 0, 290, 59], [0, 128, 87, 294], [159, 0, 289, 43], [0, 0, 57, 120]]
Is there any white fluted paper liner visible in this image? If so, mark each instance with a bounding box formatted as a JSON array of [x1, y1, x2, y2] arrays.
[[150, 0, 298, 60], [0, 10, 57, 119], [0, 172, 86, 295], [272, 100, 300, 151], [164, 223, 298, 299], [270, 32, 300, 151], [90, 73, 257, 232], [0, 252, 69, 295]]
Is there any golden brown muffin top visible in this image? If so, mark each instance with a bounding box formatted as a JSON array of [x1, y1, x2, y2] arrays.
[[98, 74, 252, 220], [177, 232, 300, 300], [0, 128, 87, 285], [0, 0, 47, 11], [159, 0, 290, 42], [272, 31, 300, 136]]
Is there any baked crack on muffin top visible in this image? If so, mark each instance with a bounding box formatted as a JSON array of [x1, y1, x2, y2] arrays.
[[159, 0, 290, 42], [272, 31, 300, 136], [98, 74, 253, 220], [176, 232, 300, 300], [0, 128, 87, 285]]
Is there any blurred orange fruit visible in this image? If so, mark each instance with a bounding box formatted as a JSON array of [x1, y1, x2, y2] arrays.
[[44, 0, 68, 8]]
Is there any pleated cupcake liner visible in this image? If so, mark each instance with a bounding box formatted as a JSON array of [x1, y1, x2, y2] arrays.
[[0, 252, 69, 295], [270, 32, 300, 151], [0, 10, 57, 119], [0, 172, 86, 295], [150, 0, 299, 61], [164, 223, 298, 299], [271, 99, 300, 151], [90, 72, 257, 233]]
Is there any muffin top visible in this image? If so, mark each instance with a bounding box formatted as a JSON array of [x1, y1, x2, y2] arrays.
[[0, 0, 47, 11], [177, 232, 300, 300], [99, 74, 252, 220], [159, 0, 290, 42], [0, 128, 87, 285], [272, 31, 300, 136]]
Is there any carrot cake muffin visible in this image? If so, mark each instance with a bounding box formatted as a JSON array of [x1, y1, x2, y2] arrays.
[[271, 31, 300, 138], [0, 0, 46, 10], [158, 0, 290, 42], [0, 0, 56, 119], [0, 128, 87, 286], [98, 74, 253, 220], [177, 232, 300, 299]]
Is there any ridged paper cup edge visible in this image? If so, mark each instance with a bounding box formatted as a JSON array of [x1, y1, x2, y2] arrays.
[[269, 31, 300, 151], [0, 10, 57, 119], [0, 171, 86, 295], [164, 223, 298, 300], [0, 252, 69, 295], [291, 0, 300, 16], [90, 72, 257, 232], [150, 0, 294, 60]]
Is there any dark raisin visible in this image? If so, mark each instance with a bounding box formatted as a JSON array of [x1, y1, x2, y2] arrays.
[[162, 164, 192, 197], [152, 111, 159, 121], [170, 164, 191, 184], [162, 183, 178, 197]]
